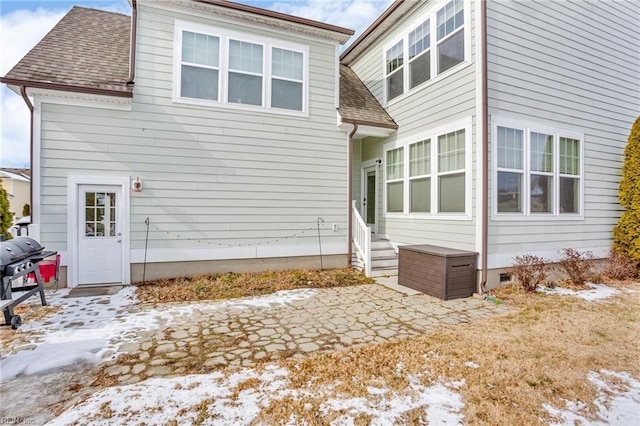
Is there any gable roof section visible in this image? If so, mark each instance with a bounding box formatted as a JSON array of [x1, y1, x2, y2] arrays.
[[340, 0, 417, 65], [338, 65, 397, 130], [1, 6, 132, 97]]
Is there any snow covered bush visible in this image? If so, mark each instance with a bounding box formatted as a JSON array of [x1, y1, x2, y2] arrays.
[[510, 254, 550, 292]]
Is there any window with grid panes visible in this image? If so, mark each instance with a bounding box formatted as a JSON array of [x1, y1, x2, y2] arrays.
[[409, 140, 431, 212], [386, 147, 404, 212], [437, 129, 465, 213], [495, 124, 582, 216], [408, 20, 431, 89], [436, 0, 464, 74], [385, 40, 404, 101]]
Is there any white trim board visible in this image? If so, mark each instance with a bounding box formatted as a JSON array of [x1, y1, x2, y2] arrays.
[[130, 242, 347, 263]]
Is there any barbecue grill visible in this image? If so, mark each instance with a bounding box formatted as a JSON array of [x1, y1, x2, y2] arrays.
[[1, 236, 55, 329]]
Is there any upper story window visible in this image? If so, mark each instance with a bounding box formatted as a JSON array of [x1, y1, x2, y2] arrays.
[[494, 120, 583, 217], [383, 0, 467, 104], [408, 19, 431, 89], [384, 119, 471, 218], [436, 0, 464, 74], [180, 31, 220, 101], [385, 40, 404, 102], [174, 21, 308, 115]]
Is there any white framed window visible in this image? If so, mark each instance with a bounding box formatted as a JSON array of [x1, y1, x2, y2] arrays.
[[409, 139, 431, 213], [174, 20, 308, 115], [382, 0, 468, 103], [408, 19, 431, 89], [383, 119, 471, 219], [385, 40, 404, 102], [436, 0, 464, 74], [494, 118, 584, 218], [386, 147, 404, 212], [180, 31, 220, 101]]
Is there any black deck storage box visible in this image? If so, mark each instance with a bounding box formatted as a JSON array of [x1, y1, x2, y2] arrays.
[[398, 244, 478, 300]]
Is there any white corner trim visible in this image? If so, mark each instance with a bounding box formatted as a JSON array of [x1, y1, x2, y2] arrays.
[[67, 175, 131, 288], [32, 101, 42, 228]]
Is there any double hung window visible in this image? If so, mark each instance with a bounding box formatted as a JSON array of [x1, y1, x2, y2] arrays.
[[383, 0, 466, 103], [176, 23, 307, 113], [385, 123, 470, 217], [495, 122, 583, 216]]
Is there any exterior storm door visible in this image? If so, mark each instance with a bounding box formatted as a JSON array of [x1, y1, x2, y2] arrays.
[[77, 185, 123, 285], [362, 165, 378, 232]]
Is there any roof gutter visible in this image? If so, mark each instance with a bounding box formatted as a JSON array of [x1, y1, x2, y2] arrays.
[[19, 86, 34, 218], [127, 0, 137, 85], [480, 0, 489, 293], [347, 123, 358, 268], [0, 78, 132, 98]]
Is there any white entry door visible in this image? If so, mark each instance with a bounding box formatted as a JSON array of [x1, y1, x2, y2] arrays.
[[77, 185, 123, 285]]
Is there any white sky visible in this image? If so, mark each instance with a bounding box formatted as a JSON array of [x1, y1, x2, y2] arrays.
[[0, 0, 393, 168]]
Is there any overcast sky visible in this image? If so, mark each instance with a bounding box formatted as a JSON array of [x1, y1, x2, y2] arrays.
[[0, 0, 393, 168]]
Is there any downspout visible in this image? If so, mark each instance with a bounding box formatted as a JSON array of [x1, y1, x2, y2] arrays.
[[347, 123, 358, 268], [127, 0, 138, 85], [480, 0, 489, 293], [19, 86, 34, 219]]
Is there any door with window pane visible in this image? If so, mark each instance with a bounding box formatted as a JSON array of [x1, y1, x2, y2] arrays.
[[78, 185, 123, 285], [363, 166, 377, 229]]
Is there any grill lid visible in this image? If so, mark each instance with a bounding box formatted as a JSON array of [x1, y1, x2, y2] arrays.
[[1, 237, 45, 269]]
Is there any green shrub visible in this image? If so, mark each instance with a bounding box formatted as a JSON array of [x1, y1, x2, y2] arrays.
[[0, 183, 13, 240], [510, 254, 550, 292], [613, 116, 640, 263], [22, 203, 30, 217]]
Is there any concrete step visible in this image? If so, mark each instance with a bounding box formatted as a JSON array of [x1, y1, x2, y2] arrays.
[[371, 257, 398, 269], [371, 248, 396, 258]]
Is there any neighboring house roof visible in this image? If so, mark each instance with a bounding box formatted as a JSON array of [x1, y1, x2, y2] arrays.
[[1, 7, 132, 97], [340, 0, 417, 65], [0, 169, 31, 182], [338, 65, 397, 130]]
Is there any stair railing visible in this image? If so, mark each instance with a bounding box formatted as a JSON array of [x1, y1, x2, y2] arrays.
[[352, 200, 371, 276]]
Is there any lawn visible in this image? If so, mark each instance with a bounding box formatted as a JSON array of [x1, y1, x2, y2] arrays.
[[134, 268, 375, 303]]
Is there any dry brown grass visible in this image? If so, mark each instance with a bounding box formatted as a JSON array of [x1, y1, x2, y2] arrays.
[[244, 282, 640, 424], [134, 268, 374, 303]]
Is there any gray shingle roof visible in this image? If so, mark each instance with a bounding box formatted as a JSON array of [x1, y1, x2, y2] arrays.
[[338, 65, 397, 129], [2, 6, 131, 95]]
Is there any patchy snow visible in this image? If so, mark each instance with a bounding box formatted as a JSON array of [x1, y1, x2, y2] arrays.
[[544, 370, 640, 425], [0, 287, 316, 382], [537, 283, 619, 302], [464, 361, 479, 369], [45, 366, 466, 425]]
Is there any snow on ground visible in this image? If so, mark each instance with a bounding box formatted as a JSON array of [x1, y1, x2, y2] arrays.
[[537, 283, 619, 301], [0, 287, 316, 382], [544, 370, 640, 426], [46, 364, 466, 426]]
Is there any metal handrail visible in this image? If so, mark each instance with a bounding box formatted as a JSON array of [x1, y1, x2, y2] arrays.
[[352, 200, 371, 276]]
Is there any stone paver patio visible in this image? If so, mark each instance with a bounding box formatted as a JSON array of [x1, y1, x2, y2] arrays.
[[0, 282, 508, 422]]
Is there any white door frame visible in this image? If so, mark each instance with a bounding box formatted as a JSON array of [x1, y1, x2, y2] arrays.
[[360, 158, 380, 234], [67, 175, 131, 288]]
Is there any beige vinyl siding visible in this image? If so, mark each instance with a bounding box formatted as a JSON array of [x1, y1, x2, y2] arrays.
[[486, 0, 640, 257], [38, 4, 347, 256], [349, 0, 478, 251]]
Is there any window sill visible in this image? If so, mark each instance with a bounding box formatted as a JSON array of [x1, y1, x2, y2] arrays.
[[384, 212, 472, 221], [384, 60, 473, 107], [172, 96, 309, 118], [491, 213, 584, 222]]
